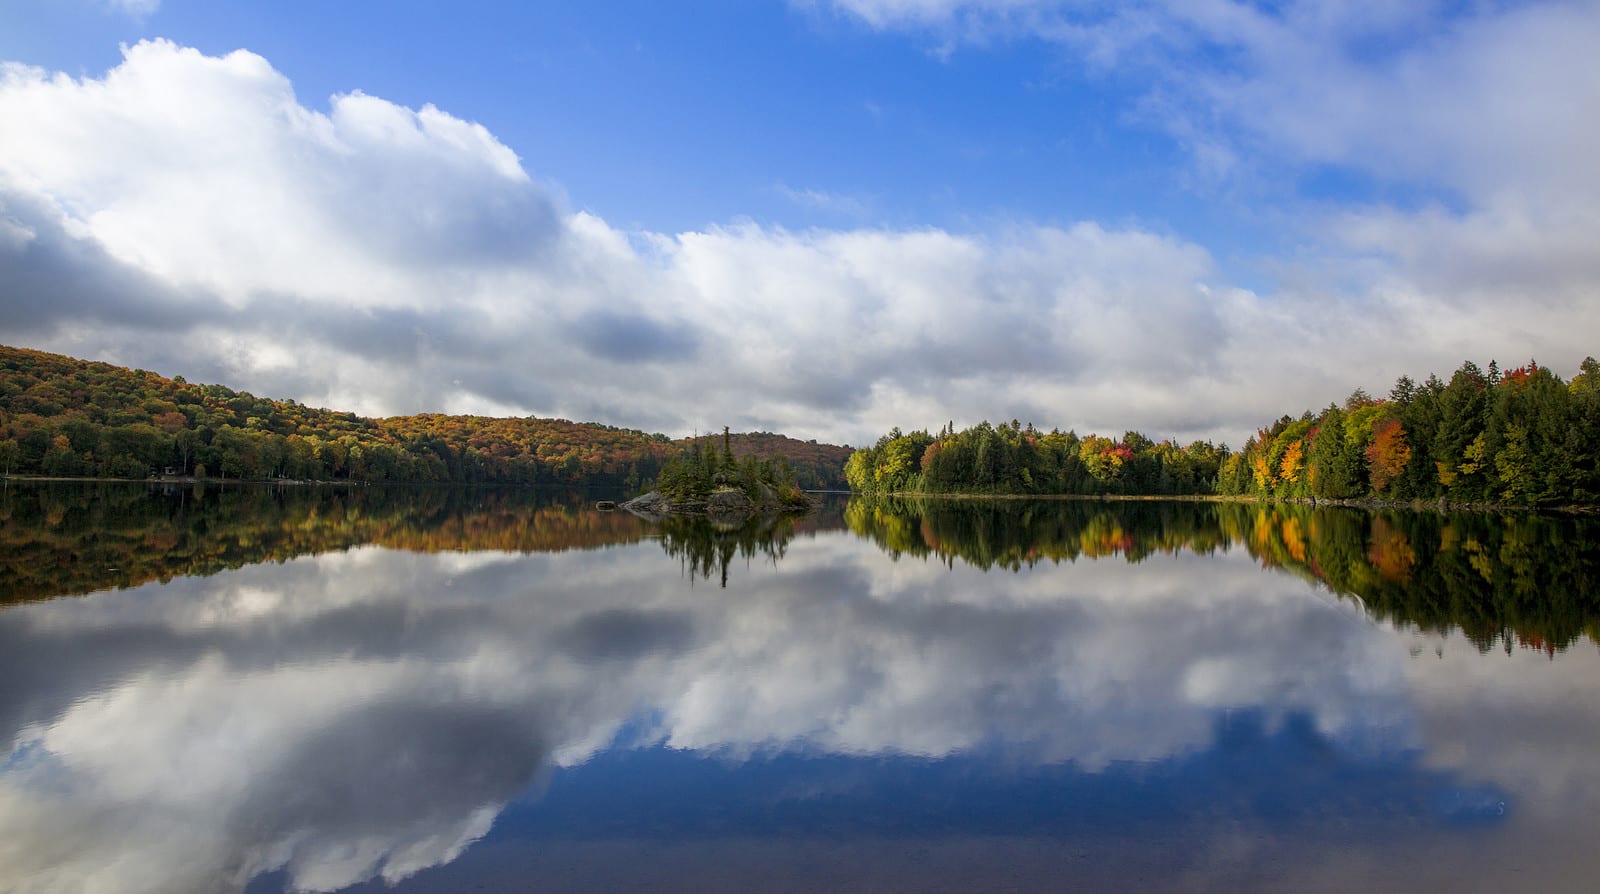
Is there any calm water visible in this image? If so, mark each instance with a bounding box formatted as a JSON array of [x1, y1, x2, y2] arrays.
[[2, 483, 1598, 893]]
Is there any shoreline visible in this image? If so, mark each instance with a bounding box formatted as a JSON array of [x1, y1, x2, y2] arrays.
[[5, 474, 1594, 515], [0, 475, 625, 490], [621, 488, 816, 520], [1, 474, 373, 487], [863, 490, 1599, 515]]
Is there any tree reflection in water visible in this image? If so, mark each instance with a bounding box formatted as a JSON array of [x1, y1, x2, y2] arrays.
[[845, 497, 1600, 653], [0, 482, 653, 604], [654, 513, 797, 588], [4, 482, 1594, 650]]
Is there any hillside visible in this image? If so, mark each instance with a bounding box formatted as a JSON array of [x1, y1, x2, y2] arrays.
[[0, 344, 850, 488], [714, 431, 853, 490]]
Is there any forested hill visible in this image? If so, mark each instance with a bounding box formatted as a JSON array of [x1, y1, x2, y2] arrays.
[[847, 357, 1600, 508], [0, 344, 851, 488], [708, 431, 854, 490]]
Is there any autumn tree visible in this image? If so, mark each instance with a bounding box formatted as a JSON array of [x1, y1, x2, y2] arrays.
[[1365, 418, 1412, 494]]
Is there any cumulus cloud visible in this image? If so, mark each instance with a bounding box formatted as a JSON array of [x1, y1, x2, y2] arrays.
[[1, 35, 1596, 447], [0, 41, 551, 308]]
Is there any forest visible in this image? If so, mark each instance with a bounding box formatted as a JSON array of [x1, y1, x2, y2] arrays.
[[0, 345, 851, 489], [10, 343, 1594, 505], [1216, 359, 1600, 507], [845, 420, 1227, 497], [846, 357, 1600, 507]]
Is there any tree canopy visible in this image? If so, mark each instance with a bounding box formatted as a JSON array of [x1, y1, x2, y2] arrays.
[[846, 420, 1226, 498], [847, 357, 1600, 507], [1219, 358, 1600, 507]]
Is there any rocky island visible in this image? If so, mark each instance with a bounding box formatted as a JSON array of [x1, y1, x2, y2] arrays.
[[622, 428, 816, 521]]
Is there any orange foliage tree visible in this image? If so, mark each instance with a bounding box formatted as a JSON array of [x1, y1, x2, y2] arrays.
[[1278, 439, 1305, 487], [1365, 418, 1412, 493]]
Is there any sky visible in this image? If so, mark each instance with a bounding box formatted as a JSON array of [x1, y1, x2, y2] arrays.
[[1, 0, 1597, 447]]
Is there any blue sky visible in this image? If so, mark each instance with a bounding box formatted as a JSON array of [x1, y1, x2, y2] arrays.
[[2, 0, 1597, 445], [3, 2, 1209, 236]]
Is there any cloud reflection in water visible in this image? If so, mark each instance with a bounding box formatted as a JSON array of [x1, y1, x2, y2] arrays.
[[0, 532, 1527, 893]]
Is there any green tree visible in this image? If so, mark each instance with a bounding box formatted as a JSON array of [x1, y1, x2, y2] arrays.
[[1308, 407, 1360, 499], [1496, 423, 1535, 503], [844, 448, 876, 493]]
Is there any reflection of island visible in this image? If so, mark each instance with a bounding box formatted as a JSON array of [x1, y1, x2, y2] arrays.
[[655, 513, 798, 587], [844, 497, 1600, 651], [648, 486, 852, 586], [0, 482, 655, 603]]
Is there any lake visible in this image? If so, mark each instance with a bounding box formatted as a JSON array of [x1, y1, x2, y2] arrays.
[[2, 483, 1598, 893]]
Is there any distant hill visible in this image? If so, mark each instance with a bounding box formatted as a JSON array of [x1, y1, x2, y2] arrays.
[[710, 431, 853, 490], [0, 344, 850, 488]]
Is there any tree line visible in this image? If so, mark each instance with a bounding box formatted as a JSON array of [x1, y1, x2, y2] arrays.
[[0, 345, 849, 488], [846, 357, 1600, 507], [845, 420, 1227, 497], [1218, 358, 1600, 507]]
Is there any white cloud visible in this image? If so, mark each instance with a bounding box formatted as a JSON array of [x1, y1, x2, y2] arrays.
[[1, 36, 1597, 449], [0, 41, 550, 311]]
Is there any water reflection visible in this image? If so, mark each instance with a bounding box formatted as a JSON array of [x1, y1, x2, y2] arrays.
[[656, 513, 805, 587], [1, 486, 1597, 892], [8, 483, 1597, 654], [847, 497, 1600, 651], [0, 482, 654, 604]]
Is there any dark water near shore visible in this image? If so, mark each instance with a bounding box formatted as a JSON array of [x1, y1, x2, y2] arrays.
[[2, 482, 1598, 893]]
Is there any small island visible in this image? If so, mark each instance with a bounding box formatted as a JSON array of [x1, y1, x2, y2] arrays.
[[624, 427, 815, 521]]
